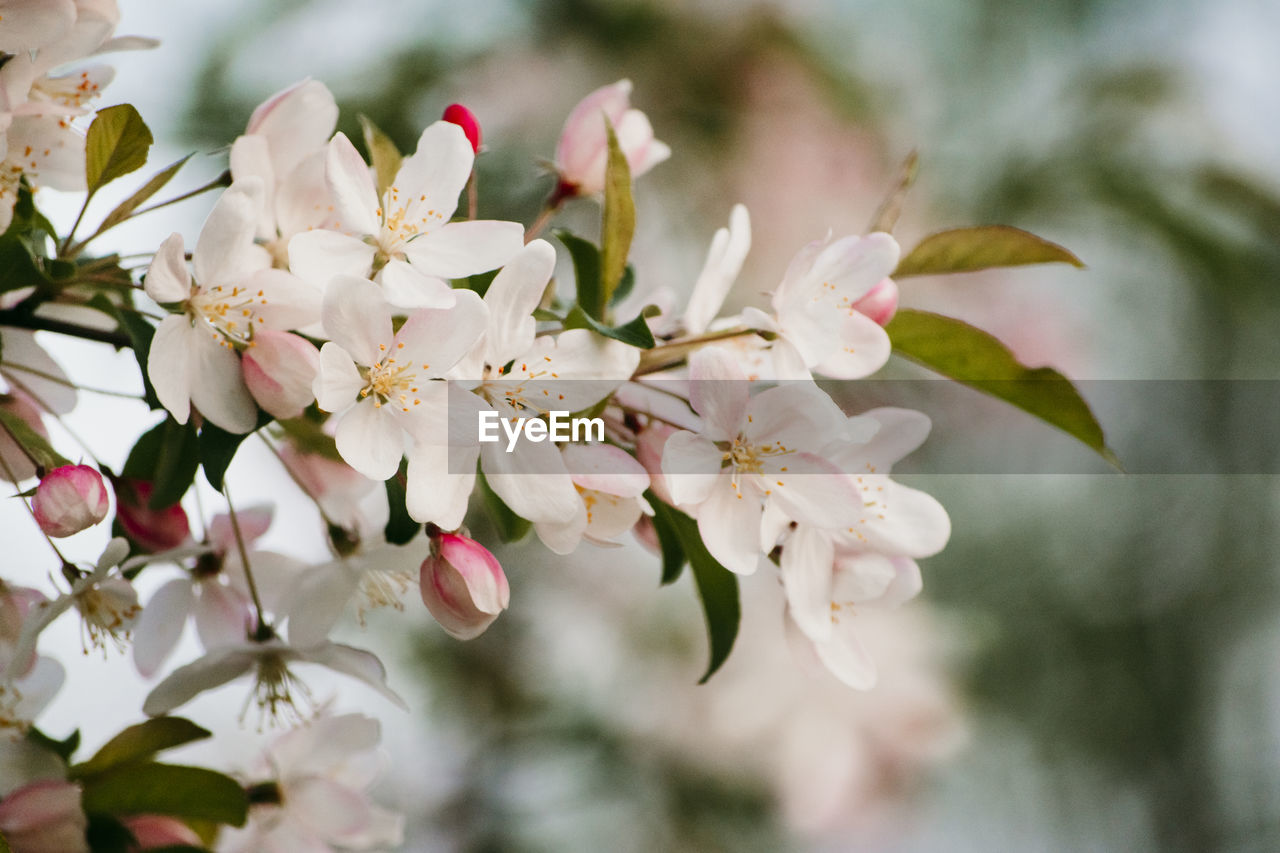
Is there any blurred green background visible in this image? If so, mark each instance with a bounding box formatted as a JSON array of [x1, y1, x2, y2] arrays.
[[113, 0, 1280, 849]]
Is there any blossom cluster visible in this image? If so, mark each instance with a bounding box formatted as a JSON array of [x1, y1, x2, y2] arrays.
[[0, 4, 1098, 848]]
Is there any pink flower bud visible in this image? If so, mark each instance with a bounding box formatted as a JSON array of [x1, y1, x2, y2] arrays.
[[850, 277, 899, 327], [420, 534, 509, 640], [442, 103, 482, 154], [122, 815, 203, 850], [554, 79, 671, 197], [0, 780, 89, 853], [0, 390, 48, 484], [242, 330, 320, 420], [113, 478, 190, 553], [32, 465, 109, 538]]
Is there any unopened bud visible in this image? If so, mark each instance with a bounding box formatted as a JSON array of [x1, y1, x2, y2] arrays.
[[242, 330, 320, 419], [113, 478, 190, 552], [442, 103, 482, 154], [32, 465, 109, 538], [420, 533, 508, 640], [851, 277, 899, 327], [122, 815, 204, 850]]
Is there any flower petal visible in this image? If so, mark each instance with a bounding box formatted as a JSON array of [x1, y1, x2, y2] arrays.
[[696, 481, 763, 575], [193, 582, 253, 651], [314, 342, 365, 413], [187, 326, 258, 434], [301, 642, 408, 710], [660, 431, 722, 508], [687, 347, 748, 440], [781, 525, 835, 643], [325, 132, 380, 236], [132, 578, 194, 678], [288, 229, 376, 290], [376, 258, 456, 309], [334, 399, 405, 481], [394, 289, 487, 378], [481, 238, 556, 368], [193, 179, 265, 288], [141, 646, 257, 716], [684, 204, 750, 335], [146, 315, 194, 425], [320, 275, 392, 367], [480, 438, 581, 524], [402, 219, 524, 280], [143, 232, 190, 304]]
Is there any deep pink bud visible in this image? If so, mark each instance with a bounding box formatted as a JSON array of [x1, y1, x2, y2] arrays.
[[122, 815, 203, 850], [32, 465, 109, 538], [242, 330, 320, 419], [113, 478, 190, 553], [420, 533, 509, 640], [442, 103, 482, 154], [851, 277, 899, 327]]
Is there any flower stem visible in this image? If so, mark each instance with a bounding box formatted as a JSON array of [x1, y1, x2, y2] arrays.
[[633, 327, 759, 376], [223, 485, 268, 633]]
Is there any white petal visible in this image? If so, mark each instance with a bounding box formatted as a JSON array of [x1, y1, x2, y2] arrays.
[[301, 642, 407, 710], [561, 443, 648, 497], [334, 399, 406, 481], [146, 316, 194, 425], [761, 452, 859, 530], [687, 347, 748, 440], [141, 646, 257, 716], [376, 258, 456, 309], [287, 777, 374, 843], [143, 232, 190, 303], [246, 79, 338, 181], [480, 439, 581, 524], [284, 561, 358, 648], [193, 180, 265, 288], [482, 239, 556, 368], [852, 407, 933, 470], [405, 443, 476, 528], [811, 309, 892, 379], [229, 135, 276, 239], [534, 505, 589, 555], [402, 219, 524, 280], [696, 482, 763, 575], [814, 617, 877, 690], [390, 121, 473, 224], [0, 0, 75, 53], [0, 328, 76, 414], [394, 289, 487, 377], [247, 268, 322, 331], [325, 132, 380, 236], [314, 342, 365, 413], [288, 229, 376, 290], [684, 204, 750, 335], [831, 551, 897, 603], [132, 578, 194, 678], [321, 275, 392, 366], [781, 525, 835, 643], [660, 432, 722, 508], [187, 327, 258, 433], [193, 582, 252, 650], [851, 479, 951, 558]]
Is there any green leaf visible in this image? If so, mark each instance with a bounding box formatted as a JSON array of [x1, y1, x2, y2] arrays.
[[359, 114, 402, 198], [123, 417, 200, 508], [26, 726, 80, 762], [80, 762, 248, 827], [199, 411, 271, 492], [563, 304, 655, 349], [886, 309, 1119, 466], [111, 305, 161, 409], [71, 717, 211, 780], [645, 490, 686, 585], [462, 268, 499, 298], [383, 464, 420, 546], [599, 119, 635, 318], [0, 407, 72, 472], [0, 828, 11, 853], [651, 501, 740, 682], [96, 154, 192, 234], [274, 415, 342, 461], [894, 225, 1084, 277], [477, 468, 530, 543], [610, 264, 636, 308], [85, 105, 154, 194], [556, 230, 603, 319]]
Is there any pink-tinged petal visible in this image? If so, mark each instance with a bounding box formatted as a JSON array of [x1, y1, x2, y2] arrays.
[[480, 439, 581, 524], [314, 342, 365, 413], [335, 399, 405, 481], [141, 645, 257, 716], [301, 642, 407, 710], [851, 277, 899, 326], [243, 330, 319, 419], [338, 805, 405, 849], [376, 258, 456, 309], [481, 239, 556, 368], [31, 464, 108, 538], [781, 525, 836, 643], [613, 107, 664, 175], [499, 329, 639, 412], [121, 815, 203, 850], [402, 219, 524, 280], [267, 713, 382, 778], [187, 328, 258, 434], [743, 383, 849, 451], [229, 134, 276, 239], [246, 79, 338, 180], [687, 347, 748, 440], [696, 482, 763, 576], [193, 179, 265, 287], [276, 150, 335, 238], [287, 777, 374, 843], [877, 557, 923, 607], [849, 407, 933, 470], [387, 121, 472, 227], [831, 551, 897, 603], [814, 616, 877, 690], [555, 80, 632, 191], [193, 582, 253, 651], [207, 506, 273, 551], [143, 232, 190, 303], [684, 204, 750, 335], [765, 336, 814, 381], [0, 0, 76, 53], [811, 309, 892, 379], [284, 561, 357, 649], [660, 431, 721, 508], [761, 452, 859, 530], [146, 315, 194, 424], [288, 229, 376, 290], [131, 577, 194, 677], [325, 132, 380, 236], [0, 780, 87, 853], [395, 289, 487, 378], [561, 443, 649, 497], [421, 534, 509, 638], [9, 656, 64, 722], [320, 275, 392, 366], [581, 491, 644, 542], [230, 550, 306, 614], [814, 232, 900, 300], [405, 443, 476, 528]]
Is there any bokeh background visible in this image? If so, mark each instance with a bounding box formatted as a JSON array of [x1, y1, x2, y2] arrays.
[[9, 0, 1280, 850]]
